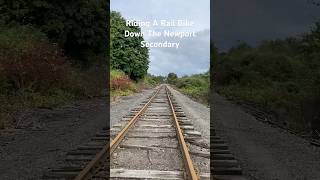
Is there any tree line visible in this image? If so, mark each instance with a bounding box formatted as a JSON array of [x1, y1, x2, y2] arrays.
[[0, 0, 108, 66], [213, 22, 320, 136], [0, 1, 108, 128]]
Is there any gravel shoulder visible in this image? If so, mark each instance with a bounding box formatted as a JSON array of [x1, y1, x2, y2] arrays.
[[167, 86, 210, 142], [0, 98, 107, 180], [213, 92, 320, 180], [110, 88, 155, 126]]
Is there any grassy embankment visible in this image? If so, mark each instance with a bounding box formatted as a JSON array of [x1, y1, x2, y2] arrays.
[[0, 25, 105, 129], [110, 69, 165, 99], [214, 23, 320, 134], [170, 72, 210, 105]]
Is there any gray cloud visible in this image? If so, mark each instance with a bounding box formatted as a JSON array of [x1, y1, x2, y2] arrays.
[[213, 0, 320, 51], [112, 0, 210, 32], [148, 30, 210, 77]]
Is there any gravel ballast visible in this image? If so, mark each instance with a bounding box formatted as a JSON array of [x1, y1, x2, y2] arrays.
[[167, 86, 210, 142], [0, 98, 107, 180], [213, 92, 320, 180], [110, 88, 155, 126]]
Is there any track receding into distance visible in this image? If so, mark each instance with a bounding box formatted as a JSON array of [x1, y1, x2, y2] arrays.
[[43, 85, 244, 180]]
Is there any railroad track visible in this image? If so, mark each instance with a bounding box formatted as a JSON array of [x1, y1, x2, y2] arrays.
[[43, 85, 244, 180]]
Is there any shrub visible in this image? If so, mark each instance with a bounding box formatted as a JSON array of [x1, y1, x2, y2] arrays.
[[0, 24, 106, 128], [0, 25, 70, 94], [213, 24, 320, 133], [111, 70, 132, 90], [174, 72, 209, 104], [144, 74, 165, 87], [0, 24, 105, 106], [110, 69, 139, 97]]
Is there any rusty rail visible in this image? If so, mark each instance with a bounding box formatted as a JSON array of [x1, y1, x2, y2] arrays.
[[74, 85, 199, 180], [165, 86, 199, 180], [74, 86, 162, 180]]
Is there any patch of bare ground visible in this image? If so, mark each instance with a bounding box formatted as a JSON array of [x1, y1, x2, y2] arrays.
[[0, 97, 107, 179], [213, 92, 320, 180]]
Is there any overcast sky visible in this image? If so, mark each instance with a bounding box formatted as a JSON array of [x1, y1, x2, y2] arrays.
[[111, 0, 210, 77], [111, 0, 320, 75], [213, 0, 320, 51]]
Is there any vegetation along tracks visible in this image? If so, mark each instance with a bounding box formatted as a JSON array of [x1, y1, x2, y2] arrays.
[[43, 85, 243, 179]]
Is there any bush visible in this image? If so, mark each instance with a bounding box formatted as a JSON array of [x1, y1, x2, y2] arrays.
[[0, 24, 105, 125], [0, 17, 107, 128], [0, 25, 70, 94], [110, 69, 139, 97], [144, 74, 165, 87], [64, 66, 106, 98], [174, 72, 209, 104], [213, 24, 320, 133], [111, 70, 132, 90]]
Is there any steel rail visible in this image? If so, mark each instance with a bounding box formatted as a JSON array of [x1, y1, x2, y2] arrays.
[[165, 86, 199, 180], [110, 85, 162, 154], [74, 86, 162, 180]]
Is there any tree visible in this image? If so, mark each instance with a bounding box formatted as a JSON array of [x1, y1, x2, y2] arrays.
[[110, 11, 149, 81], [167, 73, 178, 84], [154, 75, 165, 83], [0, 0, 108, 66], [302, 22, 320, 55]]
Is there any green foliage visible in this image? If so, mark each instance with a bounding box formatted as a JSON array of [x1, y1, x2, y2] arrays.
[[110, 11, 149, 81], [214, 22, 320, 133], [0, 0, 108, 65], [0, 25, 69, 94], [144, 74, 165, 87], [111, 69, 126, 80], [0, 24, 106, 128], [174, 72, 209, 104], [22, 89, 76, 108], [0, 24, 47, 54], [167, 72, 178, 84], [110, 69, 139, 98], [0, 1, 107, 128]]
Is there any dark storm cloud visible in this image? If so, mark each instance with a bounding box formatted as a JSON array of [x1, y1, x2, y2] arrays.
[[213, 0, 320, 51]]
